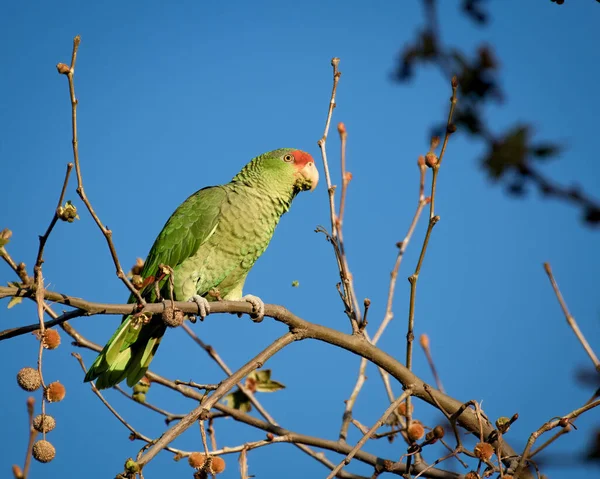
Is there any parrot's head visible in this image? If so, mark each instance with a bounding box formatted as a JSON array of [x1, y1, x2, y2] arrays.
[[234, 148, 319, 195]]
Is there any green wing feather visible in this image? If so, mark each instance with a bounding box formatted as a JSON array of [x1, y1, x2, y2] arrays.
[[85, 186, 226, 388]]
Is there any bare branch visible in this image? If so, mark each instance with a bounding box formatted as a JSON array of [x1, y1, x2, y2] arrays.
[[327, 390, 412, 479], [135, 333, 297, 468], [0, 283, 528, 467], [57, 35, 145, 305], [543, 262, 600, 372]]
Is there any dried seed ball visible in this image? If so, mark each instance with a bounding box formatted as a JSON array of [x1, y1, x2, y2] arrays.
[[33, 414, 56, 433], [397, 401, 413, 417], [208, 456, 226, 474], [17, 367, 41, 391], [474, 442, 494, 461], [407, 422, 425, 441], [162, 305, 184, 328], [45, 381, 66, 402], [188, 452, 207, 469], [42, 329, 61, 349], [32, 440, 55, 463]]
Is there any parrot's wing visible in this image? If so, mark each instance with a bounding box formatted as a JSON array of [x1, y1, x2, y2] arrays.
[[134, 185, 226, 302], [85, 186, 226, 387]]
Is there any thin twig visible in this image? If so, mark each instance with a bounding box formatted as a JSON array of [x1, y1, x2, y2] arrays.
[[340, 163, 429, 443], [21, 397, 38, 479], [1, 284, 528, 466], [543, 262, 600, 372], [405, 77, 458, 426], [419, 335, 445, 393], [200, 420, 210, 454], [515, 398, 600, 476], [136, 333, 297, 468], [180, 323, 337, 472], [31, 163, 73, 423], [114, 385, 185, 424], [326, 390, 412, 479], [59, 315, 459, 479], [57, 35, 145, 305], [337, 122, 350, 225], [318, 57, 342, 238], [72, 352, 187, 457], [316, 58, 361, 334]]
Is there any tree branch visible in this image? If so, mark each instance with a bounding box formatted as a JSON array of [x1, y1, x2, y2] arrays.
[[0, 285, 524, 467]]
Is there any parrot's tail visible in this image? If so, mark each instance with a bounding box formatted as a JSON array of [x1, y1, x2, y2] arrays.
[[84, 315, 167, 389]]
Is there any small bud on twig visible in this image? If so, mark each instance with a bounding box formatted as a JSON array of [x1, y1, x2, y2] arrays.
[[425, 152, 438, 168], [56, 201, 79, 222], [12, 465, 23, 479], [56, 63, 70, 75], [430, 136, 441, 150], [419, 334, 429, 350], [0, 228, 12, 248]]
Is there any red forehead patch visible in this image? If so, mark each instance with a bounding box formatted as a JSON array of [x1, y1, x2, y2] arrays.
[[291, 150, 314, 167]]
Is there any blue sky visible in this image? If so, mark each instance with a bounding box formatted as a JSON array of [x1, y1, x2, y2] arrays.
[[1, 1, 599, 478]]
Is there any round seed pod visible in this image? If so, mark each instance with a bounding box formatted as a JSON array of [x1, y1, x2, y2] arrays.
[[32, 440, 55, 463], [45, 381, 66, 402], [17, 367, 41, 392], [33, 414, 56, 433]]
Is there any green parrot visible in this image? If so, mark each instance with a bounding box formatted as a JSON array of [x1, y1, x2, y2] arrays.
[[84, 148, 318, 389]]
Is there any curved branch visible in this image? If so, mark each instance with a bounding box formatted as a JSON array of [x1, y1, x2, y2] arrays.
[[0, 285, 521, 466]]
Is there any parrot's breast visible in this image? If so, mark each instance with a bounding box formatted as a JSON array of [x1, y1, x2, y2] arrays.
[[173, 185, 287, 301]]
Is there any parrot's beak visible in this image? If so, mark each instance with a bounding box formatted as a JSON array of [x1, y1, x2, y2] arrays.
[[296, 161, 319, 192]]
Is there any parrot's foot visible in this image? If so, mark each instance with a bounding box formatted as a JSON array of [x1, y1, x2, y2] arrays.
[[242, 294, 265, 323], [189, 295, 211, 321]]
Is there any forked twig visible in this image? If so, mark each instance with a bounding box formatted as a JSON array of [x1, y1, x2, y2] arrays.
[[57, 35, 145, 305], [326, 390, 412, 479], [405, 77, 458, 425]]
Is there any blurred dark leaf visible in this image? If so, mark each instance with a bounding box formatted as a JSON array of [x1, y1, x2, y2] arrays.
[[454, 106, 483, 135], [483, 126, 529, 179], [530, 143, 562, 160], [462, 0, 488, 25], [586, 429, 600, 462], [507, 182, 526, 197], [585, 207, 600, 225]]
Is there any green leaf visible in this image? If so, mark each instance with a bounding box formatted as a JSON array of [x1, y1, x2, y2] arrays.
[[248, 370, 271, 383], [223, 389, 252, 412], [291, 280, 299, 288], [247, 370, 286, 393], [7, 296, 23, 309], [254, 380, 286, 393]]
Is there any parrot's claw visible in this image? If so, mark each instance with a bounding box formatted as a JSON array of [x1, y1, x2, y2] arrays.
[[189, 295, 211, 321], [242, 294, 265, 323]]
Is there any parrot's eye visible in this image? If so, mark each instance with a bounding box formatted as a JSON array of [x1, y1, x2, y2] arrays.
[[283, 154, 294, 163]]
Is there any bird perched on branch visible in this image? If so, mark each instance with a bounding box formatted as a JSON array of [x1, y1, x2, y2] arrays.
[[85, 148, 319, 389]]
